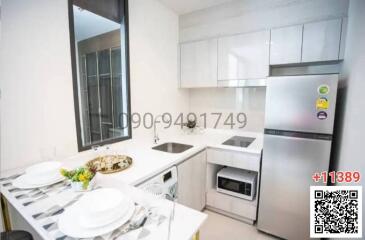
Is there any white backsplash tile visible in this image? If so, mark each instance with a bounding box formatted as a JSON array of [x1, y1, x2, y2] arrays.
[[188, 87, 266, 132]]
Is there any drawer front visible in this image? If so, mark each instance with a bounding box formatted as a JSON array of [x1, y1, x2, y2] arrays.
[[206, 190, 256, 220], [207, 148, 260, 171]]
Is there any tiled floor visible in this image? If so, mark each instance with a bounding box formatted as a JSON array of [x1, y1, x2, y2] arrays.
[[200, 210, 279, 240]]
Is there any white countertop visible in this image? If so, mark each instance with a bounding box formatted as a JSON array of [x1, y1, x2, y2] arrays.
[[59, 128, 263, 187], [0, 128, 263, 240]]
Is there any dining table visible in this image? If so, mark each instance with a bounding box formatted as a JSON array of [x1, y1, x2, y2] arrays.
[[0, 171, 206, 240]]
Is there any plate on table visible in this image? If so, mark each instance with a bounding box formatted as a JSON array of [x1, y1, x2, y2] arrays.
[[78, 188, 130, 228], [25, 161, 62, 175], [12, 174, 64, 189], [12, 161, 64, 189], [58, 196, 135, 238]]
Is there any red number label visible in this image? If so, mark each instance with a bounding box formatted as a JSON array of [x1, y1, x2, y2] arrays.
[[312, 171, 361, 183]]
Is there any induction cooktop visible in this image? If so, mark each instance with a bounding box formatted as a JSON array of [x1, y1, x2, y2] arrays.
[[222, 136, 255, 148]]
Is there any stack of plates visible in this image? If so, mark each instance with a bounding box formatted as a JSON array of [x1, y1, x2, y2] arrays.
[[13, 161, 64, 189], [59, 188, 135, 238]]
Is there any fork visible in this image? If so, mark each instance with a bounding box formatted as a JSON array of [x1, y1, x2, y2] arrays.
[[111, 206, 148, 240]]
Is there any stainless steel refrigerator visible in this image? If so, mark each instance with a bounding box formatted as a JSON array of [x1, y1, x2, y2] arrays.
[[257, 74, 338, 240]]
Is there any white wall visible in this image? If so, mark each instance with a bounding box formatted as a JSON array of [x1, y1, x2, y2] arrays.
[[0, 0, 78, 171], [334, 0, 365, 219], [189, 88, 266, 132], [336, 0, 365, 174], [128, 0, 189, 139], [179, 0, 349, 42], [0, 0, 186, 171]]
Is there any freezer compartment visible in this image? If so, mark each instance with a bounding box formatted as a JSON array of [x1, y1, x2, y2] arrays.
[[265, 75, 338, 134], [257, 134, 331, 240]]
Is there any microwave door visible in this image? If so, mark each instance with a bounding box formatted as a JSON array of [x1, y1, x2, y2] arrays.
[[218, 177, 243, 194]]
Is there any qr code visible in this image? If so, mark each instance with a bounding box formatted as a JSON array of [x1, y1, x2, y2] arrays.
[[310, 186, 362, 238]]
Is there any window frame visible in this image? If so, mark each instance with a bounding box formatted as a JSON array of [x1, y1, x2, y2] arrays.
[[68, 0, 132, 152]]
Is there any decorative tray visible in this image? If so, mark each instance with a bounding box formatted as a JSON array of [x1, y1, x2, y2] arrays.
[[86, 155, 133, 174]]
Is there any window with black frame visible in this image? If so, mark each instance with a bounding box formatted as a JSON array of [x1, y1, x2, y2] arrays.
[[69, 0, 131, 151]]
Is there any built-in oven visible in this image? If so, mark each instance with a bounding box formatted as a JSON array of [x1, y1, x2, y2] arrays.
[[217, 167, 257, 201]]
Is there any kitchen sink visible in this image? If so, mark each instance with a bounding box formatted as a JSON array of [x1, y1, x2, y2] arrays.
[[152, 142, 193, 153], [222, 136, 255, 148]]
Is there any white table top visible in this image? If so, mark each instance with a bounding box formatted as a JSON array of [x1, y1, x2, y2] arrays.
[[0, 174, 207, 240]]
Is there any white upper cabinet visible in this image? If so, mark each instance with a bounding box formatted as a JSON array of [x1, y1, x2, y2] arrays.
[[339, 17, 348, 60], [302, 18, 342, 62], [218, 30, 270, 80], [270, 25, 303, 65], [180, 39, 218, 88]]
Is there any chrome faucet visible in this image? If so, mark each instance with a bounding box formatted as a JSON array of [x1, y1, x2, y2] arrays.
[[153, 115, 163, 144]]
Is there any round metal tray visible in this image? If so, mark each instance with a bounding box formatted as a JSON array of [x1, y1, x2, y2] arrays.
[[86, 155, 133, 174]]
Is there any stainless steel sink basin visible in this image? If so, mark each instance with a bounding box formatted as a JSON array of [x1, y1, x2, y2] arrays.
[[152, 142, 193, 153]]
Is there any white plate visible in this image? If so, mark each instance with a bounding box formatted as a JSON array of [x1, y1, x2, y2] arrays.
[[79, 203, 129, 228], [58, 198, 135, 238], [78, 188, 128, 228], [12, 174, 64, 189], [27, 172, 62, 185], [26, 161, 62, 175]]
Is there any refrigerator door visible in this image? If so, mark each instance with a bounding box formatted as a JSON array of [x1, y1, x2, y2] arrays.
[[265, 75, 338, 134], [257, 134, 331, 240]]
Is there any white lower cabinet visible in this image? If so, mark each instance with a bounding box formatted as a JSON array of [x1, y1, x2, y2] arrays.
[[206, 148, 260, 171], [177, 150, 206, 211], [206, 189, 257, 221], [205, 148, 261, 223]]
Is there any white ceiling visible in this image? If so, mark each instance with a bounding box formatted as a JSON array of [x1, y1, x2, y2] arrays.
[[158, 0, 233, 15]]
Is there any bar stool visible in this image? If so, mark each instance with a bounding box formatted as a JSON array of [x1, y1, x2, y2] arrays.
[[1, 230, 34, 240]]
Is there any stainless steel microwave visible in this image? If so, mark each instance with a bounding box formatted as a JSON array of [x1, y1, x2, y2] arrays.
[[217, 167, 257, 201]]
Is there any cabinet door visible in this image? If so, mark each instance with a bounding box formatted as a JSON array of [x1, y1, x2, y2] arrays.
[[177, 151, 206, 211], [302, 18, 342, 62], [218, 30, 270, 80], [270, 25, 303, 65], [339, 18, 347, 60], [180, 39, 217, 88]]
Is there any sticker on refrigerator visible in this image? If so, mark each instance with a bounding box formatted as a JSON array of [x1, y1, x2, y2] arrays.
[[316, 97, 329, 110], [318, 85, 330, 95], [317, 111, 328, 120]]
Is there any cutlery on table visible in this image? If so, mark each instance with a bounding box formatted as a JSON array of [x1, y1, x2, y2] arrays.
[[15, 182, 70, 200], [0, 173, 23, 182], [2, 182, 12, 187], [23, 194, 48, 206], [32, 194, 82, 220], [10, 180, 67, 194], [167, 201, 175, 240], [43, 221, 58, 231], [9, 187, 36, 194], [93, 237, 105, 240], [111, 205, 148, 240]]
